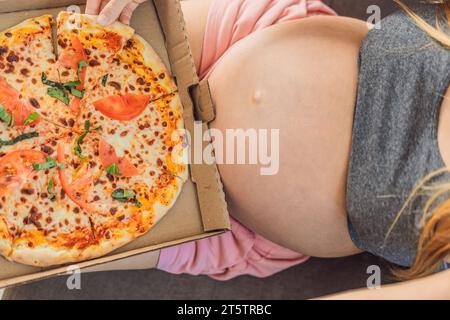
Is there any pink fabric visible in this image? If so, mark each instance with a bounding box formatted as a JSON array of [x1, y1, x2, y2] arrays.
[[199, 0, 336, 78], [157, 0, 336, 281], [158, 218, 310, 280]]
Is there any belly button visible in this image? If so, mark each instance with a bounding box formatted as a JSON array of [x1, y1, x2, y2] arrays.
[[252, 91, 263, 104]]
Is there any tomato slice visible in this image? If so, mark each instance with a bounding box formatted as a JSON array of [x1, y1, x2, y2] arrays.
[[69, 97, 81, 115], [98, 139, 120, 169], [99, 140, 138, 177], [56, 142, 97, 213], [0, 77, 36, 126], [0, 150, 46, 189], [58, 36, 87, 70], [58, 36, 87, 90], [93, 94, 150, 121], [117, 158, 139, 177], [77, 67, 86, 91]]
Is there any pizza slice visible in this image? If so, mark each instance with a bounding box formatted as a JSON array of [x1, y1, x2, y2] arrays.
[[0, 15, 77, 142], [0, 149, 96, 266], [55, 130, 174, 255], [112, 34, 177, 100], [55, 93, 187, 256], [57, 132, 185, 256], [0, 75, 75, 155], [77, 92, 187, 178], [0, 15, 56, 93], [56, 12, 135, 90], [48, 11, 136, 129], [83, 33, 177, 111], [57, 96, 188, 215]]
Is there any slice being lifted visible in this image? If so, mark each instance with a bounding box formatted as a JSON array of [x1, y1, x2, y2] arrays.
[[41, 11, 135, 127], [56, 12, 135, 89]]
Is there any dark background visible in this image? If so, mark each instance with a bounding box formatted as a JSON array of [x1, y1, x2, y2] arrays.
[[4, 0, 412, 300]]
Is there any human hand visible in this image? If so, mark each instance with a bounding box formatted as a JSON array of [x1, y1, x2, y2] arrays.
[[85, 0, 146, 25]]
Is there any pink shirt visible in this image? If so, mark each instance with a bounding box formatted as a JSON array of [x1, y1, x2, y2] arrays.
[[157, 0, 336, 280]]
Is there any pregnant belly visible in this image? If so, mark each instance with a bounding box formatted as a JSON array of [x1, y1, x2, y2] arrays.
[[208, 16, 369, 257]]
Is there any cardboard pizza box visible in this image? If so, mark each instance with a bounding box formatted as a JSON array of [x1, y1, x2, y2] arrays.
[[0, 0, 230, 288]]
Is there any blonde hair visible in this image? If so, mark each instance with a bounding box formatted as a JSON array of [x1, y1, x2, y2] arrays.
[[395, 0, 450, 47], [389, 0, 450, 280]]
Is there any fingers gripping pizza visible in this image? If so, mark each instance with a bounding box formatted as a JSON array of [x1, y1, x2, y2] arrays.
[[0, 12, 187, 267]]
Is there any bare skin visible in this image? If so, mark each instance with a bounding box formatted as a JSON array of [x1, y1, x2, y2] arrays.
[[208, 16, 365, 257], [86, 0, 147, 25], [83, 0, 450, 299]]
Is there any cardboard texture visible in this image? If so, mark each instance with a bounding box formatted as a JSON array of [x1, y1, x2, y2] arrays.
[[0, 0, 230, 288]]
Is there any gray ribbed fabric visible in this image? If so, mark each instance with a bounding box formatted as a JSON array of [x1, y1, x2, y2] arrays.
[[347, 3, 450, 267]]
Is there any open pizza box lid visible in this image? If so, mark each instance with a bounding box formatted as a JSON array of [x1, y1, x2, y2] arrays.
[[0, 0, 230, 288]]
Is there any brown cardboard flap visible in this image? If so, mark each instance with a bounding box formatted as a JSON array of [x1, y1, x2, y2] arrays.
[[153, 0, 216, 123], [154, 0, 229, 231], [0, 230, 226, 289], [153, 0, 198, 89], [191, 79, 216, 123]]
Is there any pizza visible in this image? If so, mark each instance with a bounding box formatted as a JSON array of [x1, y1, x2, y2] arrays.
[[0, 12, 188, 267]]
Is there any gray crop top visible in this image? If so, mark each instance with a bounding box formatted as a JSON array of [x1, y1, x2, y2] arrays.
[[347, 3, 450, 267]]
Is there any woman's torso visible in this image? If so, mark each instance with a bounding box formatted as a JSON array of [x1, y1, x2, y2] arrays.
[[208, 16, 369, 257]]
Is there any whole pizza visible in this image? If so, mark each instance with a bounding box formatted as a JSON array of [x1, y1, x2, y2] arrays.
[[0, 12, 188, 267]]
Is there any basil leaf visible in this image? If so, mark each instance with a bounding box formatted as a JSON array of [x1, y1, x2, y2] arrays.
[[70, 87, 85, 98], [73, 144, 85, 159], [112, 190, 129, 203], [76, 61, 88, 88], [47, 87, 70, 105], [73, 120, 91, 158], [0, 131, 38, 147], [63, 80, 82, 88], [33, 157, 65, 170], [102, 74, 108, 87], [42, 63, 85, 102], [41, 72, 61, 88], [111, 189, 141, 207], [77, 120, 90, 144], [112, 189, 137, 203], [123, 189, 135, 198], [0, 104, 13, 127], [78, 60, 88, 74], [23, 112, 40, 125], [106, 163, 119, 175], [42, 73, 81, 89], [47, 178, 56, 201]]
